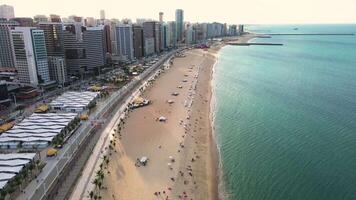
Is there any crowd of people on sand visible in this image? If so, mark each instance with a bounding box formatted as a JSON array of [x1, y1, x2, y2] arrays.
[[149, 62, 205, 200], [109, 52, 209, 200]]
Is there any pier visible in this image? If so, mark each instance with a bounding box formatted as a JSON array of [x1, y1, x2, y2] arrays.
[[267, 33, 355, 36], [227, 42, 283, 46]]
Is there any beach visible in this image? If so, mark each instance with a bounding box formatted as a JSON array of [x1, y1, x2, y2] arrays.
[[97, 34, 256, 200]]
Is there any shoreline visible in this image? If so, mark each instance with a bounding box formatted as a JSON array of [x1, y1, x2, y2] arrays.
[[209, 33, 259, 200]]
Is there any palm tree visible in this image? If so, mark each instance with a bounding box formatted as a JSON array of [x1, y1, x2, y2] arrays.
[[89, 191, 94, 199], [93, 178, 100, 190]]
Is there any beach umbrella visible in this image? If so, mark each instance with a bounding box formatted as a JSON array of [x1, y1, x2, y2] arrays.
[[159, 116, 167, 122]]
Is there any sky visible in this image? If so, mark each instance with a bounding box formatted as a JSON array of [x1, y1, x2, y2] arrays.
[[1, 0, 356, 24]]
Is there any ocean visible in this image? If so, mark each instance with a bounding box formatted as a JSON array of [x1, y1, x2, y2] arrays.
[[213, 24, 356, 200]]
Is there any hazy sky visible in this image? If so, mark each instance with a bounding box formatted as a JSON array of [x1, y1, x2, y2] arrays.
[[1, 0, 356, 24]]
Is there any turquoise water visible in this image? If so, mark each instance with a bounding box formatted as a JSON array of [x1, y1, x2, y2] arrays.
[[214, 25, 356, 200]]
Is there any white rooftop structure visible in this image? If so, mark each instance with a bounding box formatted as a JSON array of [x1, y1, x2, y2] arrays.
[[0, 113, 77, 149], [0, 153, 36, 189], [50, 91, 99, 112]]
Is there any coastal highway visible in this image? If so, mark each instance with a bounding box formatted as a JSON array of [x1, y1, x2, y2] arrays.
[[16, 49, 178, 200]]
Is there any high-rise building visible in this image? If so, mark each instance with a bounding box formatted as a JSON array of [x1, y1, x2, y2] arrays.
[[34, 15, 48, 23], [11, 18, 34, 27], [100, 10, 105, 20], [142, 21, 156, 56], [0, 4, 15, 19], [11, 27, 51, 85], [136, 18, 152, 25], [103, 25, 112, 54], [68, 15, 83, 24], [48, 56, 66, 84], [223, 23, 228, 36], [175, 9, 184, 42], [159, 12, 163, 23], [115, 24, 134, 61], [0, 20, 16, 68], [193, 23, 206, 43], [132, 25, 144, 59], [207, 22, 224, 38], [155, 22, 161, 53], [37, 22, 67, 83], [85, 17, 96, 27], [109, 20, 119, 55], [38, 22, 65, 57], [238, 25, 244, 35], [49, 14, 61, 23], [228, 25, 237, 36], [185, 24, 194, 45], [63, 24, 106, 75], [159, 23, 165, 51], [163, 23, 169, 48], [167, 21, 176, 48]]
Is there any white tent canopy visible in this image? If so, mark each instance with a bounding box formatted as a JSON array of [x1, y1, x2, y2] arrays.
[[158, 116, 167, 122]]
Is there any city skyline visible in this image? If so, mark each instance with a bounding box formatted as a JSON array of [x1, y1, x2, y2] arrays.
[[1, 0, 356, 24]]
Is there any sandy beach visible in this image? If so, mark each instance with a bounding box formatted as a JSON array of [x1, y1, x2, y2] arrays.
[[98, 34, 256, 200]]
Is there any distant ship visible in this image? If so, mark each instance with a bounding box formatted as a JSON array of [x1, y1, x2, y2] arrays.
[[293, 28, 299, 30]]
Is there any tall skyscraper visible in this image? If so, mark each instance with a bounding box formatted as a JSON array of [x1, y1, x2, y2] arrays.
[[0, 20, 16, 68], [48, 56, 66, 84], [132, 25, 144, 59], [159, 12, 163, 23], [38, 22, 65, 57], [175, 9, 184, 42], [155, 22, 161, 53], [11, 27, 51, 85], [0, 4, 15, 19], [142, 21, 156, 56], [238, 25, 244, 35], [38, 21, 67, 83], [103, 25, 112, 54], [109, 20, 119, 55], [167, 21, 176, 48], [163, 23, 169, 48], [63, 24, 106, 75], [115, 24, 134, 61], [185, 24, 194, 45], [100, 10, 105, 20]]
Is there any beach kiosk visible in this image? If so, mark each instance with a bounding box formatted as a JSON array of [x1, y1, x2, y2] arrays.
[[158, 116, 167, 122], [140, 156, 148, 166]]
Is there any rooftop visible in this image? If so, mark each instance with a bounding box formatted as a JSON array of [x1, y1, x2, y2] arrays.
[[0, 153, 36, 189], [0, 113, 77, 148], [49, 91, 99, 111]]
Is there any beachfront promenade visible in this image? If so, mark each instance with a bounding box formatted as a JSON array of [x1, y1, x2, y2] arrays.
[[16, 50, 178, 200]]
